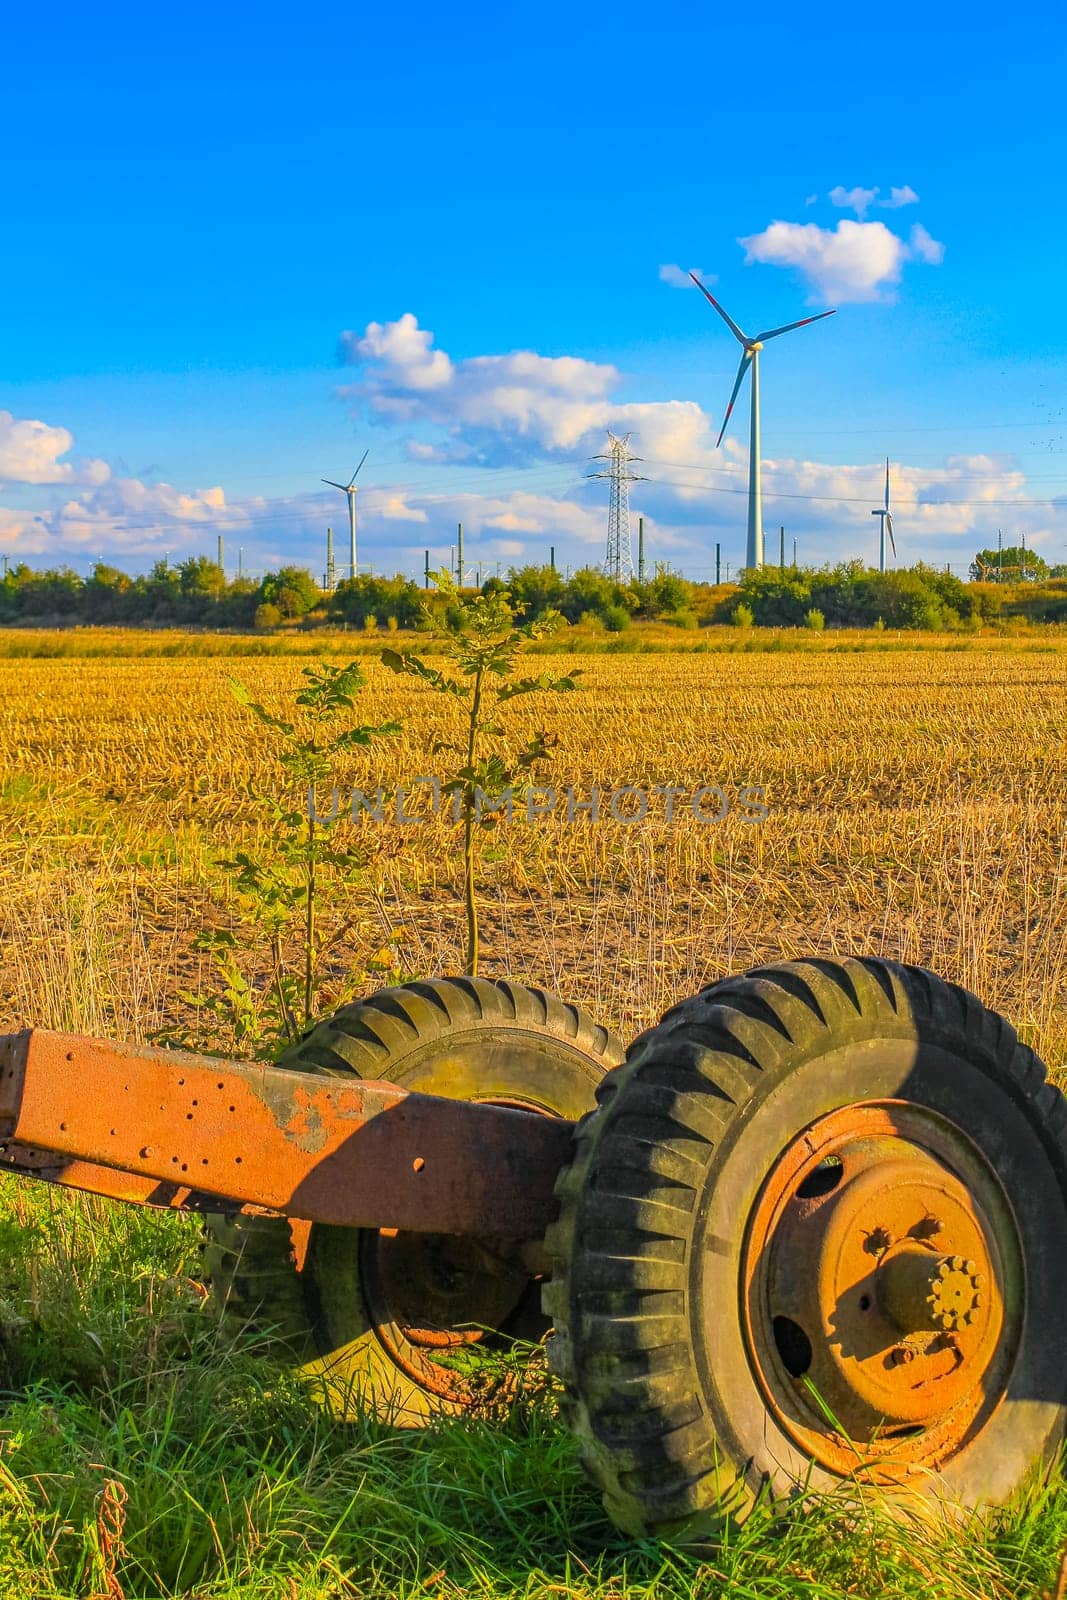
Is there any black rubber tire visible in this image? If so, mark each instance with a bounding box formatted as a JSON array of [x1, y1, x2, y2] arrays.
[[204, 977, 622, 1423], [542, 957, 1067, 1539]]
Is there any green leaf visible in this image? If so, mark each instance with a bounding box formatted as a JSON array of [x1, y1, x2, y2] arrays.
[[382, 648, 468, 698], [330, 720, 402, 749], [496, 671, 580, 702], [228, 677, 296, 735]]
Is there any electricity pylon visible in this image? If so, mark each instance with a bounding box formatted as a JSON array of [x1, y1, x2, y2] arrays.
[[589, 433, 645, 581]]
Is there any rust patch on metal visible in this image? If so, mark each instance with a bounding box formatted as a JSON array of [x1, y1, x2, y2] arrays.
[[741, 1101, 1022, 1482], [0, 1029, 574, 1238], [285, 1086, 332, 1154]]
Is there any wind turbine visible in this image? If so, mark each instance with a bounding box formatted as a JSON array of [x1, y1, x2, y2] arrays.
[[689, 273, 836, 569], [322, 450, 369, 581], [871, 457, 896, 572]]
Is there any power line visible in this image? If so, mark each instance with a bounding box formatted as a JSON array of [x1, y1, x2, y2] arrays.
[[635, 470, 1067, 511], [634, 454, 1067, 485]]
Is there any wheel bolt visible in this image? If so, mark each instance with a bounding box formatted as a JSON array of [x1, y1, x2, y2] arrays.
[[888, 1345, 915, 1366]]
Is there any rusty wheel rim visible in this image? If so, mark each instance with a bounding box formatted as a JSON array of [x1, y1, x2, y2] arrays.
[[361, 1095, 548, 1404], [741, 1101, 1023, 1480]]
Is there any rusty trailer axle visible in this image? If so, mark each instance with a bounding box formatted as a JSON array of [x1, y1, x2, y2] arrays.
[[3, 961, 1067, 1543], [0, 1027, 573, 1238]]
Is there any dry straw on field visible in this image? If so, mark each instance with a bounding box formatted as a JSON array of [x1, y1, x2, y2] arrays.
[[1, 645, 1063, 1069]]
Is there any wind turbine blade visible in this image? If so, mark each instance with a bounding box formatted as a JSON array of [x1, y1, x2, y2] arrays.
[[886, 512, 896, 558], [348, 449, 370, 487], [716, 351, 752, 447], [885, 457, 891, 512], [689, 273, 749, 345], [755, 308, 837, 342], [322, 479, 347, 490]]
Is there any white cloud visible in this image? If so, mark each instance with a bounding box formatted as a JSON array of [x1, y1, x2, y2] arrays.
[[339, 310, 729, 477], [0, 409, 109, 487], [339, 312, 453, 405], [0, 406, 235, 557], [658, 264, 714, 289], [880, 185, 920, 209], [339, 312, 620, 464], [604, 400, 713, 492], [740, 216, 944, 304], [741, 219, 906, 302], [1, 475, 237, 556], [909, 222, 945, 264], [804, 193, 818, 207], [375, 492, 428, 523], [753, 451, 1027, 541], [828, 185, 880, 219], [406, 439, 446, 462], [0, 505, 51, 553]]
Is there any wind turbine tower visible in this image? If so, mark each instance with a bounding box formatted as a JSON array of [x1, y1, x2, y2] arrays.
[[690, 273, 836, 569], [871, 458, 896, 572], [322, 450, 369, 580], [589, 432, 645, 581]]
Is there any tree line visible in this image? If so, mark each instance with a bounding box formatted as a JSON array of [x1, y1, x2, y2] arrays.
[[0, 558, 703, 630], [1, 553, 1064, 631]]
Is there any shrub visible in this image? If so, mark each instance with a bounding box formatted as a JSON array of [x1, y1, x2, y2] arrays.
[[733, 602, 754, 628], [734, 567, 813, 626], [330, 574, 422, 629], [805, 609, 825, 631], [855, 570, 948, 630], [507, 564, 566, 619], [602, 604, 631, 633], [258, 566, 321, 618], [558, 568, 616, 624], [253, 602, 282, 630]]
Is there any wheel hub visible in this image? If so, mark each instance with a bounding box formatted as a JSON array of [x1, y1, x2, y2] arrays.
[[742, 1102, 1021, 1478], [878, 1246, 983, 1334], [366, 1229, 529, 1351], [358, 1094, 554, 1402]]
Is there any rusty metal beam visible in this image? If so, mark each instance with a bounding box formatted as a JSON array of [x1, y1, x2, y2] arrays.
[[0, 1140, 247, 1212], [0, 1029, 573, 1238]]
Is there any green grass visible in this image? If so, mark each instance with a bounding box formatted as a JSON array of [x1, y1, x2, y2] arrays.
[[1, 1184, 1066, 1598]]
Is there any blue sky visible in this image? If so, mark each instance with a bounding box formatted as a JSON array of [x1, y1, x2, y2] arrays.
[[3, 0, 1066, 581]]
